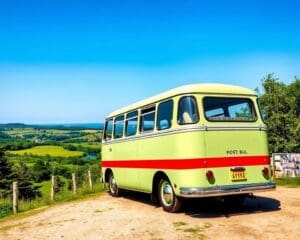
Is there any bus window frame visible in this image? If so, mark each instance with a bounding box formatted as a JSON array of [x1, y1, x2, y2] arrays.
[[113, 114, 125, 139], [256, 98, 266, 124], [156, 99, 174, 131], [104, 118, 114, 141], [125, 110, 139, 137], [177, 95, 200, 125], [140, 105, 156, 133]]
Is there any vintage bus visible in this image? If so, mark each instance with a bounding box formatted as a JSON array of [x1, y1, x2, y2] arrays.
[[101, 83, 275, 212]]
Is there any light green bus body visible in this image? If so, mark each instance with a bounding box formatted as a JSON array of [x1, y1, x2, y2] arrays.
[[101, 84, 275, 200]]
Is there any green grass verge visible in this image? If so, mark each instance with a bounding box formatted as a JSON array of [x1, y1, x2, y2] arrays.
[[275, 177, 300, 187], [8, 145, 84, 157], [0, 183, 104, 220]]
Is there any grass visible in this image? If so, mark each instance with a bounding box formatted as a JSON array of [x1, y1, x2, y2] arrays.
[[173, 221, 188, 227], [173, 221, 210, 240], [275, 177, 300, 187], [5, 128, 37, 136], [70, 143, 101, 149], [8, 145, 84, 157], [0, 199, 12, 218], [0, 183, 104, 221], [183, 226, 206, 240]]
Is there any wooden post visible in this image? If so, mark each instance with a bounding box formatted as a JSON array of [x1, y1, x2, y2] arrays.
[[13, 181, 18, 214], [51, 175, 56, 201], [88, 170, 93, 190], [72, 173, 77, 194]]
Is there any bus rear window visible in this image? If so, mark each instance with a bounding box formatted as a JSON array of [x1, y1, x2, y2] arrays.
[[203, 97, 257, 122]]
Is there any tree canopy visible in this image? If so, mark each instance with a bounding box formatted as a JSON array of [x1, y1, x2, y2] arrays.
[[260, 74, 300, 153]]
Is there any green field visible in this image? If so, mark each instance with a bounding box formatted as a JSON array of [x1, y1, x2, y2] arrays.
[[8, 145, 84, 157], [70, 143, 101, 149], [275, 177, 300, 187]]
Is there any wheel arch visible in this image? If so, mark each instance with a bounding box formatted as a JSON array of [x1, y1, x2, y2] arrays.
[[151, 171, 170, 202], [104, 168, 113, 183]]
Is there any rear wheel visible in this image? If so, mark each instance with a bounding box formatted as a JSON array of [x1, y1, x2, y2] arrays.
[[108, 172, 121, 197], [158, 179, 182, 213]]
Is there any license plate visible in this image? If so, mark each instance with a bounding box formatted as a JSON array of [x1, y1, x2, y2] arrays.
[[231, 170, 247, 181]]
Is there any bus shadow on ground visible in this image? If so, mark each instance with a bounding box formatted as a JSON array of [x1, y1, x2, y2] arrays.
[[182, 196, 281, 218], [120, 190, 281, 218]]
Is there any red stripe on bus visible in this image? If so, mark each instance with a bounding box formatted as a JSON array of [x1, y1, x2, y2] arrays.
[[101, 155, 270, 169]]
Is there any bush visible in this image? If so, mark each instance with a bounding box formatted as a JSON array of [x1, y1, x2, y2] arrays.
[[53, 166, 72, 179], [32, 159, 52, 182]]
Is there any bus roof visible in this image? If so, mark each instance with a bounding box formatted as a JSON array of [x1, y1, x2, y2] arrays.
[[107, 83, 257, 118]]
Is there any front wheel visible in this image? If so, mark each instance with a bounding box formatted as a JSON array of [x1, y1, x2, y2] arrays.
[[158, 179, 182, 213], [108, 172, 121, 197]]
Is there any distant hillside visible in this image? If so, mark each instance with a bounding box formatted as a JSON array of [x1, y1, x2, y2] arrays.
[[0, 123, 28, 129], [0, 123, 104, 130]]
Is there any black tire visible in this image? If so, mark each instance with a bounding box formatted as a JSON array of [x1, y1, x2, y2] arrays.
[[158, 178, 182, 213], [108, 172, 121, 197]]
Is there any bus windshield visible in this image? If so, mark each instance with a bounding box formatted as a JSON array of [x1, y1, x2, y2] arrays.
[[203, 97, 257, 122]]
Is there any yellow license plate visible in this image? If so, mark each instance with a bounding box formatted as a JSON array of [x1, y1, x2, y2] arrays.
[[231, 170, 247, 181]]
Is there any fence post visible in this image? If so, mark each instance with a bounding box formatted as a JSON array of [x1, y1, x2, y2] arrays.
[[88, 170, 93, 191], [51, 175, 56, 201], [13, 181, 18, 214], [72, 173, 77, 194]]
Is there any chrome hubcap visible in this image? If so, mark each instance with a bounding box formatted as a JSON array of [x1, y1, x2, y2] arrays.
[[161, 181, 174, 207], [109, 175, 117, 194]]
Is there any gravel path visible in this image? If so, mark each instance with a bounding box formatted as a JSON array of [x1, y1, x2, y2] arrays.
[[0, 187, 299, 240]]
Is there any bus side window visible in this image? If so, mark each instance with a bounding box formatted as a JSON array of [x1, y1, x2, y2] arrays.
[[125, 111, 138, 136], [140, 106, 155, 132], [177, 96, 199, 125], [157, 100, 173, 130], [113, 115, 124, 139], [104, 119, 113, 140]]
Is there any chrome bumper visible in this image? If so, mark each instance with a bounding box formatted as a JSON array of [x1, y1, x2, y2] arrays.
[[180, 182, 276, 198]]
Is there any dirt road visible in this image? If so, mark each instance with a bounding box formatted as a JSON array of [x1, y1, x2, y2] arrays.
[[0, 187, 299, 240]]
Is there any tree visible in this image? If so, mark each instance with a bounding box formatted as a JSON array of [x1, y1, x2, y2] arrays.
[[260, 74, 299, 153], [32, 159, 52, 182], [14, 161, 41, 200], [287, 77, 300, 151], [0, 149, 16, 196], [287, 77, 300, 117]]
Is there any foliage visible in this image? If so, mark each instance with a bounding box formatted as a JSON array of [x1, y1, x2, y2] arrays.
[[52, 166, 72, 179], [0, 125, 103, 219], [1, 140, 36, 151], [63, 143, 101, 154], [32, 159, 52, 182], [0, 131, 10, 139], [287, 78, 300, 117], [260, 74, 300, 153], [13, 161, 41, 200], [0, 149, 16, 196], [0, 149, 41, 200], [54, 176, 65, 194]]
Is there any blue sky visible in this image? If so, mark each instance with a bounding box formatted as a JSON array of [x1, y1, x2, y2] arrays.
[[0, 0, 299, 123]]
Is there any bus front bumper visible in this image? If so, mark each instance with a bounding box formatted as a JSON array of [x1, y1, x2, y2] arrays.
[[179, 182, 276, 198]]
